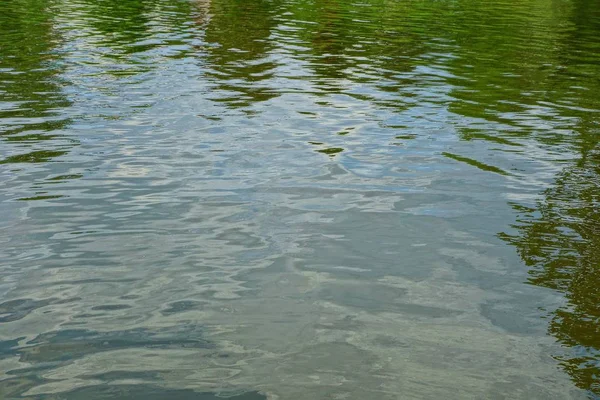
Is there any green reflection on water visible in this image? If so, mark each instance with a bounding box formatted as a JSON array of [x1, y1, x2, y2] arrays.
[[442, 152, 510, 176], [317, 147, 344, 156], [0, 0, 71, 140], [499, 147, 600, 394], [0, 150, 68, 165], [1, 0, 600, 396]]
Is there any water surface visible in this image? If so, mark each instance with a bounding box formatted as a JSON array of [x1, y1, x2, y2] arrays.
[[1, 0, 600, 398]]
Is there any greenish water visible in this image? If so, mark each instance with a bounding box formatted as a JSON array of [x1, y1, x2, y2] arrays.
[[1, 0, 599, 398]]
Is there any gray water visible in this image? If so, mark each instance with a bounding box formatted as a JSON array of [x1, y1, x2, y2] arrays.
[[1, 0, 600, 398]]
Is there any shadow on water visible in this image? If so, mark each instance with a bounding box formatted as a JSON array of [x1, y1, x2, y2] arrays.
[[0, 321, 250, 399], [17, 327, 213, 363], [32, 386, 266, 400], [0, 382, 265, 400]]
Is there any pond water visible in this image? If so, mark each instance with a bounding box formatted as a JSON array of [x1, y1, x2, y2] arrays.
[[1, 0, 599, 398]]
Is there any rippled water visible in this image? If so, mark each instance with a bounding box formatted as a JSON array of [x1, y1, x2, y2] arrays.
[[1, 0, 600, 398]]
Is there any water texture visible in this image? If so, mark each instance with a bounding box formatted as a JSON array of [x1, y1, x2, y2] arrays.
[[1, 0, 599, 398]]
